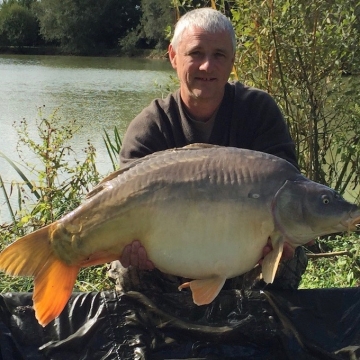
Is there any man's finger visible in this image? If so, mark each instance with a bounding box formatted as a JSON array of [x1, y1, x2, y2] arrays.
[[282, 242, 295, 260], [120, 244, 132, 268], [130, 240, 141, 267]]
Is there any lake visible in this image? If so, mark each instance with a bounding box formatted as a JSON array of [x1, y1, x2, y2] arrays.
[[0, 54, 173, 223]]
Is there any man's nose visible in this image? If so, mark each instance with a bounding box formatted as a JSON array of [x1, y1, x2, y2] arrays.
[[199, 55, 214, 71]]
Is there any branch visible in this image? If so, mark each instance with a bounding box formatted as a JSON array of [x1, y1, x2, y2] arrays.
[[307, 251, 353, 259]]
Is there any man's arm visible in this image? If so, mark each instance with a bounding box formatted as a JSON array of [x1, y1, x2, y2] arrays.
[[119, 94, 185, 168], [242, 87, 299, 169], [120, 114, 167, 168]]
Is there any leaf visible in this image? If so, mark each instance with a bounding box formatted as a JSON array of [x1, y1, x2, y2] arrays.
[[0, 151, 40, 199]]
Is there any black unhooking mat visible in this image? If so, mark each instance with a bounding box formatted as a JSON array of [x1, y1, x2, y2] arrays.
[[0, 288, 359, 360]]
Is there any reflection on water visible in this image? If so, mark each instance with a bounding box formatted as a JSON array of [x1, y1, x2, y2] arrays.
[[0, 54, 173, 223]]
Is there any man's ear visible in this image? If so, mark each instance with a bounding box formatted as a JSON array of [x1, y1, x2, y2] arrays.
[[168, 44, 177, 69]]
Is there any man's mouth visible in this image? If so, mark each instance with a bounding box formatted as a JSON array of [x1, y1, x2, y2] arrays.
[[195, 77, 216, 81]]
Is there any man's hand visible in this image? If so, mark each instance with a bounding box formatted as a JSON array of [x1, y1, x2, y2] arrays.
[[120, 240, 155, 270]]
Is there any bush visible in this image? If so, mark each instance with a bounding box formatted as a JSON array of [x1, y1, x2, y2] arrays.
[[0, 3, 39, 47]]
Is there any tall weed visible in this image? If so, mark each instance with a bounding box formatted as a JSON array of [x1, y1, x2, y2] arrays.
[[0, 107, 114, 292]]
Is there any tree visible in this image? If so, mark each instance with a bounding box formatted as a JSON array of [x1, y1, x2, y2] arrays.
[[34, 0, 141, 54], [0, 1, 39, 47], [120, 0, 175, 53], [230, 0, 360, 201], [120, 0, 210, 53], [140, 0, 176, 50]]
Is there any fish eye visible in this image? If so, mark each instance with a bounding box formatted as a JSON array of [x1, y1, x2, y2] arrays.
[[322, 195, 330, 204]]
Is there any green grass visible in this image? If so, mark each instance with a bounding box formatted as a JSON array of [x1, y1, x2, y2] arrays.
[[299, 234, 360, 289], [76, 266, 114, 292]]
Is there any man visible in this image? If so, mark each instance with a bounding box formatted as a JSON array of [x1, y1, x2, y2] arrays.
[[109, 8, 308, 292]]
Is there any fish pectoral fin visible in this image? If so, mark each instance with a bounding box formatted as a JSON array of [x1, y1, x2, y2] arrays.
[[262, 238, 284, 284], [33, 254, 79, 327], [179, 277, 226, 306], [178, 281, 191, 290]]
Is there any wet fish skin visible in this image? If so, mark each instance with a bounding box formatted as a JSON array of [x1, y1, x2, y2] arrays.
[[0, 145, 359, 327]]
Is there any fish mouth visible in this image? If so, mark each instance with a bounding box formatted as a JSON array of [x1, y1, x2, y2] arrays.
[[353, 218, 360, 231], [341, 211, 360, 232]]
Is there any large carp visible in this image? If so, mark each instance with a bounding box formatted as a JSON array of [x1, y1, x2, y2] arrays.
[[0, 144, 359, 327]]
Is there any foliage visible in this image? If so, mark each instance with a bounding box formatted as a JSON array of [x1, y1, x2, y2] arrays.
[[120, 0, 175, 54], [0, 1, 39, 46], [140, 0, 176, 50], [118, 0, 208, 53], [300, 234, 360, 288], [0, 107, 100, 231], [33, 0, 142, 54], [230, 0, 360, 201], [13, 108, 100, 225], [2, 0, 38, 9], [0, 107, 113, 292], [103, 127, 122, 171]]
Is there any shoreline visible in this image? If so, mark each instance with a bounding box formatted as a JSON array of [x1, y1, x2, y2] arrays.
[[0, 46, 168, 59]]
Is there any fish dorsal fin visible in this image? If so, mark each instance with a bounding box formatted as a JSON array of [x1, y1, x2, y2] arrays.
[[86, 153, 162, 199], [179, 277, 226, 305], [262, 238, 284, 283], [86, 167, 130, 199], [86, 143, 220, 199]]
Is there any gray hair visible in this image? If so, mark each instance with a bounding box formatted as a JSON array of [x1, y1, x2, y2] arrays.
[[171, 8, 236, 53]]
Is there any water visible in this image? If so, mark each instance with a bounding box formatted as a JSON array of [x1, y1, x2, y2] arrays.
[[0, 54, 173, 222]]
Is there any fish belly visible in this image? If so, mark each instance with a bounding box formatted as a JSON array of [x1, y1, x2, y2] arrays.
[[142, 199, 274, 280], [53, 185, 273, 282]]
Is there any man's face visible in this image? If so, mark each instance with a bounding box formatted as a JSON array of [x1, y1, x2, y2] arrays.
[[169, 26, 235, 107]]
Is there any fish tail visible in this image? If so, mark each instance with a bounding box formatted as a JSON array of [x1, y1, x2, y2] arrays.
[[0, 225, 79, 327]]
